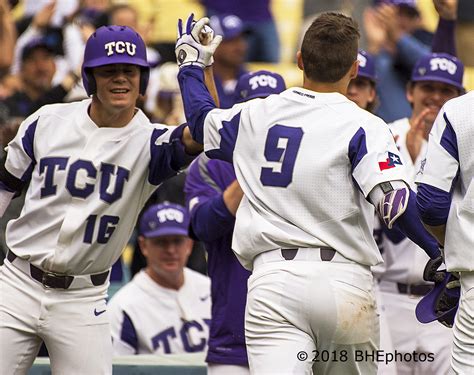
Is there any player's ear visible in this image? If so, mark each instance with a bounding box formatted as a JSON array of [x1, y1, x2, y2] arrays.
[[406, 82, 415, 104], [349, 59, 359, 80], [296, 51, 304, 71], [138, 236, 148, 256]]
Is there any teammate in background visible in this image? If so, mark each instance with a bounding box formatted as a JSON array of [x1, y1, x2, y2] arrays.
[[378, 52, 464, 375], [108, 203, 211, 355], [175, 12, 442, 374], [0, 26, 206, 374], [347, 49, 397, 375], [416, 91, 474, 375], [185, 70, 286, 375]]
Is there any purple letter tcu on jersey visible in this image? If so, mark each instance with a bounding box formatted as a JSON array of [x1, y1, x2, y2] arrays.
[[99, 163, 130, 203], [66, 160, 97, 198], [260, 125, 303, 187], [180, 321, 206, 352], [39, 157, 68, 197], [151, 327, 177, 354]]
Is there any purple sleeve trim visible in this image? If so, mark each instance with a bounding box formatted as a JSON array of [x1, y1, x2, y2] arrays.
[[20, 119, 38, 182], [204, 112, 241, 163], [432, 18, 456, 56], [348, 127, 367, 194], [416, 183, 451, 226], [392, 189, 441, 259], [440, 113, 459, 162], [120, 311, 138, 354], [178, 66, 216, 144], [148, 124, 195, 186]]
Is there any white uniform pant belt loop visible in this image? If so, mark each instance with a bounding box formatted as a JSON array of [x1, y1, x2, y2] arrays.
[[6, 250, 109, 289], [253, 247, 351, 268]]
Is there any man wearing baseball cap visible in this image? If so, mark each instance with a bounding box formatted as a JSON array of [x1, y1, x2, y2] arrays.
[[378, 52, 464, 374], [347, 50, 378, 113], [108, 203, 211, 355], [208, 14, 248, 109]]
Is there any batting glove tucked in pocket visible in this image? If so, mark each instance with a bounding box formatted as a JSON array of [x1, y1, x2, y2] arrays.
[[175, 14, 222, 69]]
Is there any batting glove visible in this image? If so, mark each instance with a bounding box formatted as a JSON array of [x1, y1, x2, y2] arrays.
[[175, 14, 222, 69], [423, 254, 446, 283]]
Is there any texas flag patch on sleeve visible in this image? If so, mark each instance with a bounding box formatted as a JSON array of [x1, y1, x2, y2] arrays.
[[379, 151, 403, 171]]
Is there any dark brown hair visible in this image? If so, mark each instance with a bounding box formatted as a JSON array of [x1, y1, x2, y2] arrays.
[[301, 12, 360, 83]]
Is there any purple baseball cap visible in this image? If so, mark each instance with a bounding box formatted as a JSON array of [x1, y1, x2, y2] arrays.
[[21, 37, 54, 62], [357, 50, 377, 82], [209, 14, 244, 41], [411, 53, 464, 91], [415, 272, 460, 327], [234, 70, 286, 103], [139, 203, 190, 238], [375, 0, 417, 8]]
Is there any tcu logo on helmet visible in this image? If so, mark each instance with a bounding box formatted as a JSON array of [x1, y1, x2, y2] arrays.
[[429, 57, 457, 75], [249, 75, 278, 90], [157, 208, 184, 223], [357, 53, 367, 68], [104, 41, 137, 57]]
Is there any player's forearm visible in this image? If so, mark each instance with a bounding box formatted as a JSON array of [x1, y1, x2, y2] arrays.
[[0, 189, 14, 217], [178, 66, 216, 144], [432, 18, 456, 56], [181, 126, 203, 155], [191, 195, 236, 241], [392, 190, 441, 259], [222, 180, 244, 216]]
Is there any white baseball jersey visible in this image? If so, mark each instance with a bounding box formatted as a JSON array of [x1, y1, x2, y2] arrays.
[[203, 88, 409, 270], [4, 99, 187, 275], [416, 91, 474, 271], [108, 269, 211, 355], [378, 118, 430, 284]]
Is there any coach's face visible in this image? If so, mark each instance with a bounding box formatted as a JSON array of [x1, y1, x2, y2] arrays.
[[140, 235, 193, 277], [407, 81, 459, 127], [93, 63, 140, 112]]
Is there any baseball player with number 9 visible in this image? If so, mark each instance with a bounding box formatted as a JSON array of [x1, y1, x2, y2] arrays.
[[175, 12, 442, 374], [0, 25, 205, 374]]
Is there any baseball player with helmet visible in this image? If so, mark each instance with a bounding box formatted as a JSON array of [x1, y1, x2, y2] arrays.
[[378, 52, 464, 375], [108, 202, 211, 356], [416, 90, 474, 373], [175, 12, 442, 374], [185, 70, 286, 375], [0, 25, 206, 374]]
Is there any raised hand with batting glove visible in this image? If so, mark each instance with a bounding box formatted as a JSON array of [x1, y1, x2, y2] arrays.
[[175, 14, 222, 69]]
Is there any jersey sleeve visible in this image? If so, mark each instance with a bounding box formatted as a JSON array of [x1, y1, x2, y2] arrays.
[[350, 117, 409, 197], [108, 299, 138, 356], [203, 103, 248, 163], [184, 157, 237, 242], [148, 123, 196, 186], [3, 115, 39, 189], [415, 110, 459, 193]]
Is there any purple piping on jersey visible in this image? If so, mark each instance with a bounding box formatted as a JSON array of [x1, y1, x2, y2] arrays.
[[120, 311, 138, 354], [20, 118, 38, 181], [178, 66, 217, 144], [392, 189, 441, 259], [205, 112, 241, 163], [0, 181, 15, 193], [348, 127, 368, 194], [416, 183, 451, 226], [440, 113, 459, 162]]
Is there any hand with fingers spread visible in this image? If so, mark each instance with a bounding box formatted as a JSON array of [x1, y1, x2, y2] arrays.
[[175, 14, 222, 69], [406, 108, 432, 162]]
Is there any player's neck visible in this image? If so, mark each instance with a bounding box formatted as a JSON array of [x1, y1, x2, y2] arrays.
[[303, 78, 349, 96], [146, 267, 184, 290], [89, 99, 136, 128]]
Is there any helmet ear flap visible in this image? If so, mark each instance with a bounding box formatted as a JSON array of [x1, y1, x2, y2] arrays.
[[140, 67, 150, 96], [82, 68, 96, 96]]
